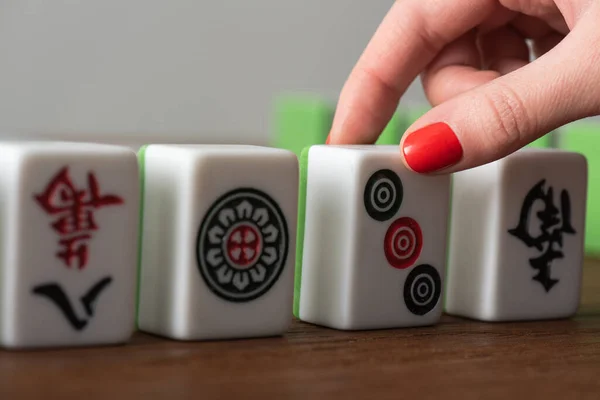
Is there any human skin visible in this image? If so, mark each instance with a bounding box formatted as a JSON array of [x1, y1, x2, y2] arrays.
[[326, 0, 600, 174]]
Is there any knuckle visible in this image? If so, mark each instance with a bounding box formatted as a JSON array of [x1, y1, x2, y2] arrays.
[[359, 66, 399, 99], [414, 22, 446, 60], [500, 0, 558, 18], [481, 83, 534, 151]]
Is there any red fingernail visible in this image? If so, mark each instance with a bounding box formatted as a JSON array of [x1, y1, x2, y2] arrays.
[[402, 122, 463, 173], [325, 135, 331, 145]]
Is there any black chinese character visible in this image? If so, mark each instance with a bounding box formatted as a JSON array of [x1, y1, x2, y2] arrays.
[[32, 276, 113, 330], [508, 179, 575, 292]]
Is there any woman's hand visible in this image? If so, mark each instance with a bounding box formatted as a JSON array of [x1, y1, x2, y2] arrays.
[[326, 0, 600, 173]]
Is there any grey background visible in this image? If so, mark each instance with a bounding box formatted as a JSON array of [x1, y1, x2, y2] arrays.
[[0, 0, 429, 147]]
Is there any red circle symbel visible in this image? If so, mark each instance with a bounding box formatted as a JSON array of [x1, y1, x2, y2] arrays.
[[225, 223, 262, 269], [384, 217, 423, 270]]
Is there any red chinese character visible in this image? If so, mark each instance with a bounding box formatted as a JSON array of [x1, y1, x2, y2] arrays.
[[57, 235, 91, 269], [34, 167, 124, 269]]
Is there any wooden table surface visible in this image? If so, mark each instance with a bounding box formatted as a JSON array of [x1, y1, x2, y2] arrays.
[[2, 260, 600, 399]]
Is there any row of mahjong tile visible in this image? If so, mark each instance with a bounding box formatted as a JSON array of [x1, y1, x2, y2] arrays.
[[0, 141, 586, 350], [273, 96, 598, 254], [296, 145, 585, 329]]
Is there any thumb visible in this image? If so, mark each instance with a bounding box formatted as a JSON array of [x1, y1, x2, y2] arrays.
[[400, 11, 600, 174]]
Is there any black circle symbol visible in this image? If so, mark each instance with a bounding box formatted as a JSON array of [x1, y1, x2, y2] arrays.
[[364, 169, 403, 221], [197, 188, 289, 302], [403, 264, 441, 316]]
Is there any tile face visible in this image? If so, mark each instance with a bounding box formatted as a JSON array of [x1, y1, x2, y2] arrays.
[[0, 142, 139, 349], [137, 145, 298, 340], [446, 148, 587, 321], [196, 187, 289, 303], [295, 145, 451, 330]]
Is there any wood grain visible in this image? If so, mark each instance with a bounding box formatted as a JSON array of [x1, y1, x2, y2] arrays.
[[2, 260, 600, 399]]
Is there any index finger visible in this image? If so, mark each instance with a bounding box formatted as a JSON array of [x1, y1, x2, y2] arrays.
[[328, 0, 499, 145]]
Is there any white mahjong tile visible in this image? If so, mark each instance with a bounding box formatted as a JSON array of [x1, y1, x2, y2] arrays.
[[296, 145, 451, 330], [137, 145, 298, 340], [446, 148, 587, 321], [0, 142, 139, 349]]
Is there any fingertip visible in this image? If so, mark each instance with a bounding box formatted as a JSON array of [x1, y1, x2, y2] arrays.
[[400, 122, 464, 174]]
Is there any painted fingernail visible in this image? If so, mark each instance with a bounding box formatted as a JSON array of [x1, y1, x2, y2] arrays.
[[325, 135, 331, 145], [402, 122, 463, 173]]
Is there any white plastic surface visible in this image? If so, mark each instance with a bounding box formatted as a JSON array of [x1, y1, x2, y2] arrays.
[[446, 148, 588, 321], [298, 145, 451, 330], [137, 145, 298, 340], [0, 142, 139, 349]]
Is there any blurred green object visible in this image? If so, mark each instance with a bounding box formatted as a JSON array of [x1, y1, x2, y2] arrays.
[[273, 95, 333, 156], [528, 133, 553, 148], [560, 121, 600, 254], [404, 105, 431, 126], [135, 144, 148, 325], [293, 146, 311, 318], [375, 105, 431, 145], [375, 113, 405, 145]]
